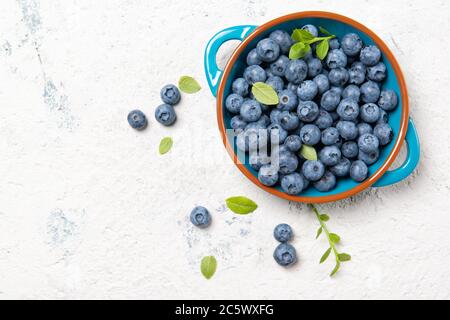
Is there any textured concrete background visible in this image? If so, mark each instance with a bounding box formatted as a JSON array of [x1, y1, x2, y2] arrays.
[[0, 0, 449, 300]]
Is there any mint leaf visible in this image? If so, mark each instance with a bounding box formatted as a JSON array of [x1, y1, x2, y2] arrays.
[[319, 26, 333, 37], [291, 29, 314, 42], [330, 261, 340, 277], [316, 39, 329, 60], [316, 227, 323, 239], [159, 137, 173, 155], [338, 253, 351, 262], [201, 256, 217, 280], [329, 233, 341, 244], [179, 76, 201, 94], [300, 145, 317, 161], [289, 42, 311, 60], [252, 82, 279, 105], [226, 196, 258, 215], [320, 248, 331, 264], [320, 214, 330, 222]]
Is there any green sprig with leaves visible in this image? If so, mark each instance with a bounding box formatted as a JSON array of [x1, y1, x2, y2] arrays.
[[310, 204, 351, 277], [290, 27, 336, 60]]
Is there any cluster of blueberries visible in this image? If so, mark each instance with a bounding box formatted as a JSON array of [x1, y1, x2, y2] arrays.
[[127, 84, 181, 130], [273, 224, 297, 267], [226, 25, 397, 195]]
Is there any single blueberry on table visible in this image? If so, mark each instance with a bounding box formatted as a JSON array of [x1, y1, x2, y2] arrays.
[[281, 173, 304, 195], [326, 49, 348, 69], [348, 61, 366, 85], [341, 141, 359, 159], [232, 78, 250, 97], [337, 99, 360, 121], [274, 223, 293, 243], [269, 30, 294, 54], [358, 149, 380, 165], [360, 81, 381, 103], [240, 99, 262, 122], [336, 121, 358, 141], [321, 127, 340, 146], [127, 110, 147, 130], [299, 124, 321, 146], [302, 160, 325, 182], [267, 123, 288, 144], [278, 111, 300, 131], [258, 164, 279, 186], [360, 45, 381, 66], [373, 123, 394, 146], [297, 101, 320, 123], [285, 60, 308, 84], [378, 90, 398, 111], [350, 160, 368, 182], [341, 33, 363, 57], [307, 58, 323, 78], [266, 76, 284, 92], [270, 55, 290, 77], [277, 89, 298, 112], [330, 157, 351, 177], [319, 146, 342, 167], [360, 103, 381, 123], [367, 62, 387, 82], [277, 151, 299, 175], [247, 48, 262, 66], [342, 85, 361, 102], [357, 122, 373, 136], [230, 115, 247, 131], [297, 80, 319, 101], [358, 133, 380, 153], [244, 65, 267, 85], [273, 243, 297, 267], [256, 38, 280, 63], [328, 67, 349, 87], [155, 104, 177, 126], [314, 171, 337, 192], [190, 206, 211, 229], [160, 84, 181, 105], [313, 74, 330, 95], [225, 93, 244, 114], [302, 24, 319, 37], [284, 135, 303, 152], [315, 110, 333, 129], [320, 89, 341, 111]]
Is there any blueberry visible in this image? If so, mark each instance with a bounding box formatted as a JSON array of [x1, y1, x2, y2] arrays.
[[320, 89, 341, 111], [127, 110, 147, 130], [257, 114, 271, 127], [270, 109, 282, 124], [360, 103, 381, 123], [237, 128, 268, 152], [277, 89, 298, 111], [378, 90, 398, 111], [286, 83, 299, 92], [315, 110, 333, 129], [357, 122, 373, 136], [367, 62, 387, 82], [245, 120, 265, 131], [321, 127, 340, 145], [330, 86, 344, 96], [328, 67, 349, 86], [274, 223, 293, 242], [266, 76, 284, 92], [232, 78, 250, 97], [302, 160, 325, 182], [284, 135, 303, 152], [285, 60, 308, 84], [329, 38, 340, 49], [258, 164, 279, 186], [271, 144, 290, 158], [360, 45, 381, 66], [278, 151, 299, 175], [270, 55, 290, 77], [244, 65, 267, 84], [330, 157, 351, 177], [358, 149, 380, 165], [307, 58, 323, 78], [225, 93, 244, 114], [297, 80, 319, 101], [230, 115, 247, 130], [360, 81, 381, 103], [348, 62, 366, 85], [269, 30, 294, 54], [341, 141, 359, 158], [336, 121, 358, 140], [326, 49, 347, 69], [342, 85, 361, 102], [267, 123, 288, 144], [330, 111, 339, 122], [337, 99, 360, 121], [160, 84, 181, 105], [281, 173, 304, 195], [373, 123, 393, 146], [297, 101, 320, 122], [190, 206, 211, 228], [302, 24, 319, 37], [358, 133, 380, 153], [278, 111, 300, 131], [313, 74, 330, 95], [256, 38, 280, 63], [314, 171, 337, 192], [247, 48, 262, 66], [249, 152, 271, 171], [240, 99, 262, 122], [273, 243, 297, 267], [155, 104, 177, 126], [350, 160, 368, 182], [319, 146, 342, 166], [341, 33, 363, 57], [378, 109, 389, 124], [300, 124, 321, 146]]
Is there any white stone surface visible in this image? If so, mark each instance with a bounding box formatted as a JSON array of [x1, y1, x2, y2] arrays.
[[0, 0, 449, 300]]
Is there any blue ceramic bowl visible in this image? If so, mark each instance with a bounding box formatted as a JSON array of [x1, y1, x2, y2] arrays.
[[204, 12, 420, 203]]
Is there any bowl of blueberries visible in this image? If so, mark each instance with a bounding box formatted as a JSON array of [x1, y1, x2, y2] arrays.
[[204, 11, 420, 203]]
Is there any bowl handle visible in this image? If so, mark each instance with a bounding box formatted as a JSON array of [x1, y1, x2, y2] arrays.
[[204, 25, 257, 97], [373, 118, 420, 187]]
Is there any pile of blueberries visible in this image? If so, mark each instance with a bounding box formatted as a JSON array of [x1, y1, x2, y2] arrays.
[[273, 224, 297, 267], [226, 25, 397, 195]]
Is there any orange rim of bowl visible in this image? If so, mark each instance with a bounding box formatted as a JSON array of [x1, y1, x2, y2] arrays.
[[216, 11, 409, 203]]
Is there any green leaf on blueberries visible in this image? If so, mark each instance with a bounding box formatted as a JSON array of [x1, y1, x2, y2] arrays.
[[291, 28, 315, 42], [319, 26, 333, 37], [289, 42, 311, 60], [329, 233, 341, 244], [252, 82, 279, 105], [226, 196, 258, 215], [300, 145, 317, 161], [201, 256, 217, 280], [320, 214, 330, 222], [320, 248, 332, 264], [316, 227, 323, 239], [159, 137, 173, 155], [338, 253, 352, 262], [330, 261, 341, 277], [178, 76, 202, 94], [316, 39, 330, 60]]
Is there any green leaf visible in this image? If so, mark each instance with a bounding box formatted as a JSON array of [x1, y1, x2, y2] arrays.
[[299, 145, 317, 161], [329, 233, 341, 244], [320, 248, 332, 264], [330, 261, 340, 277], [319, 26, 333, 37], [291, 29, 314, 42], [178, 76, 201, 94], [251, 82, 279, 105], [338, 253, 352, 262], [316, 227, 323, 239], [320, 214, 330, 222], [316, 39, 330, 60], [200, 256, 217, 280], [226, 196, 258, 215], [289, 42, 311, 60], [159, 137, 173, 155]]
